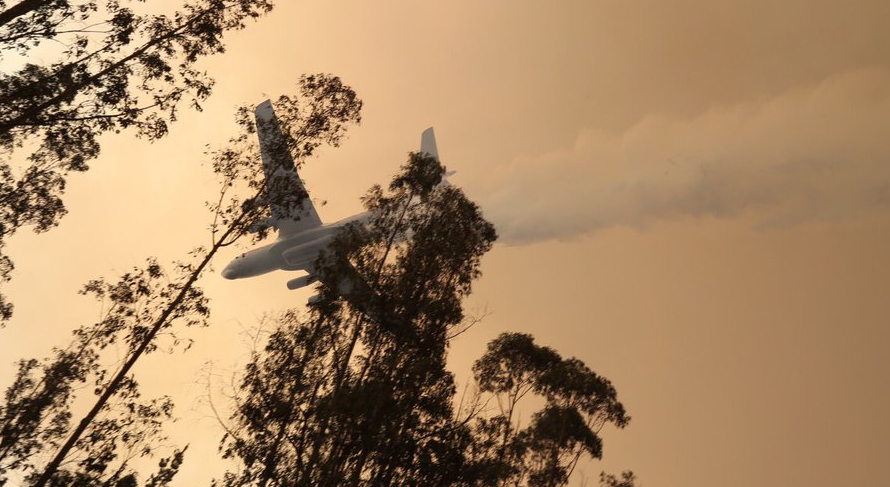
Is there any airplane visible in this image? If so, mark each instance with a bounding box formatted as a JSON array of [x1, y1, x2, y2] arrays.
[[221, 100, 448, 302]]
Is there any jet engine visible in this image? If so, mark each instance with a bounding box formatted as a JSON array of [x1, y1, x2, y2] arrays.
[[286, 274, 319, 290]]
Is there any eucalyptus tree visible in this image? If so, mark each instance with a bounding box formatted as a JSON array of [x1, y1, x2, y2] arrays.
[[214, 151, 498, 487], [215, 150, 631, 486], [0, 73, 362, 486], [0, 259, 203, 487], [468, 333, 630, 486], [0, 0, 276, 322]]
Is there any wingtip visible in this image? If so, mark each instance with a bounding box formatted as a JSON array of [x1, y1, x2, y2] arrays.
[[255, 99, 275, 121]]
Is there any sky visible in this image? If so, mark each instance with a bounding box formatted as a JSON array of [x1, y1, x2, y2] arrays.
[[3, 1, 890, 486]]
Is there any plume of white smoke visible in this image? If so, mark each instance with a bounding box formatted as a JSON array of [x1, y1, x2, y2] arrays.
[[483, 68, 890, 244]]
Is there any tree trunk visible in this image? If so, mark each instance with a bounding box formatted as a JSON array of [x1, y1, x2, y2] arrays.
[[0, 0, 50, 28], [31, 218, 241, 487]]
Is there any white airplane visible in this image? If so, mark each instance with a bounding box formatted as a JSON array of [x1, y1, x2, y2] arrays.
[[221, 100, 446, 299]]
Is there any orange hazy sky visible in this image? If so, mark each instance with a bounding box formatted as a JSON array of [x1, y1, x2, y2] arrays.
[[2, 1, 890, 486]]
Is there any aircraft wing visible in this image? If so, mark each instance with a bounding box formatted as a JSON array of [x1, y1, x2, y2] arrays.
[[314, 261, 371, 298], [286, 259, 377, 313], [280, 240, 371, 300], [255, 100, 322, 238]]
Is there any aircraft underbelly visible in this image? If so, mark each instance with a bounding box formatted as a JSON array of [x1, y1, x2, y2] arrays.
[[280, 248, 321, 271], [280, 236, 332, 270]]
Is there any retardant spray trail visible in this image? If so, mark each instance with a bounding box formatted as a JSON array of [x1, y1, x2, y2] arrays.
[[480, 68, 890, 244]]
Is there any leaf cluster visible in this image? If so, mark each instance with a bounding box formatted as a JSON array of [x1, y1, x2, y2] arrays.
[[0, 258, 207, 486], [467, 333, 630, 486], [0, 0, 275, 322]]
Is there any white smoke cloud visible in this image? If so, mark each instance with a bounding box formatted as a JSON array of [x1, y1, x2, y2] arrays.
[[482, 68, 890, 244]]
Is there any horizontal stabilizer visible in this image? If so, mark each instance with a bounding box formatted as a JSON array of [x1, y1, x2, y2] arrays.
[[436, 170, 456, 188]]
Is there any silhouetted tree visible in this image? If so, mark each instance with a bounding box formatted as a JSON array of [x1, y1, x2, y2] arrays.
[[468, 333, 629, 486], [214, 151, 630, 486], [213, 150, 495, 486], [0, 74, 362, 486], [599, 471, 637, 487], [0, 0, 276, 322], [0, 259, 202, 486]]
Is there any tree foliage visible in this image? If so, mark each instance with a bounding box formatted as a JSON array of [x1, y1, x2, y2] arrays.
[[0, 259, 205, 486], [213, 151, 494, 486], [599, 471, 637, 487], [0, 0, 276, 322], [214, 150, 629, 486], [0, 74, 362, 486], [468, 333, 629, 486]]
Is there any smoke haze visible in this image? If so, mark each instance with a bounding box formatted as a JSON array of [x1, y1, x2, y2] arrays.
[[484, 68, 890, 244]]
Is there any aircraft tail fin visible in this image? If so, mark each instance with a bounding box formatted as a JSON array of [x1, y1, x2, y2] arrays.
[[255, 100, 322, 238], [421, 127, 455, 187], [420, 127, 439, 161]]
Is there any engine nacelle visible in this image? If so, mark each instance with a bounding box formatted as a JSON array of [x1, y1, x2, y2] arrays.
[[307, 294, 322, 305], [286, 274, 318, 290]]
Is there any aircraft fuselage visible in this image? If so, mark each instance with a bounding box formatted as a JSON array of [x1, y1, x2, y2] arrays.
[[221, 212, 368, 280], [222, 99, 441, 298]]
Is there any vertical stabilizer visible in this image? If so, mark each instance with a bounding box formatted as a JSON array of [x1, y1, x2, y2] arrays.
[[420, 127, 439, 161]]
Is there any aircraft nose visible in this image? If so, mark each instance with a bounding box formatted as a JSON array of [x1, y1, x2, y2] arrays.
[[222, 267, 237, 280]]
